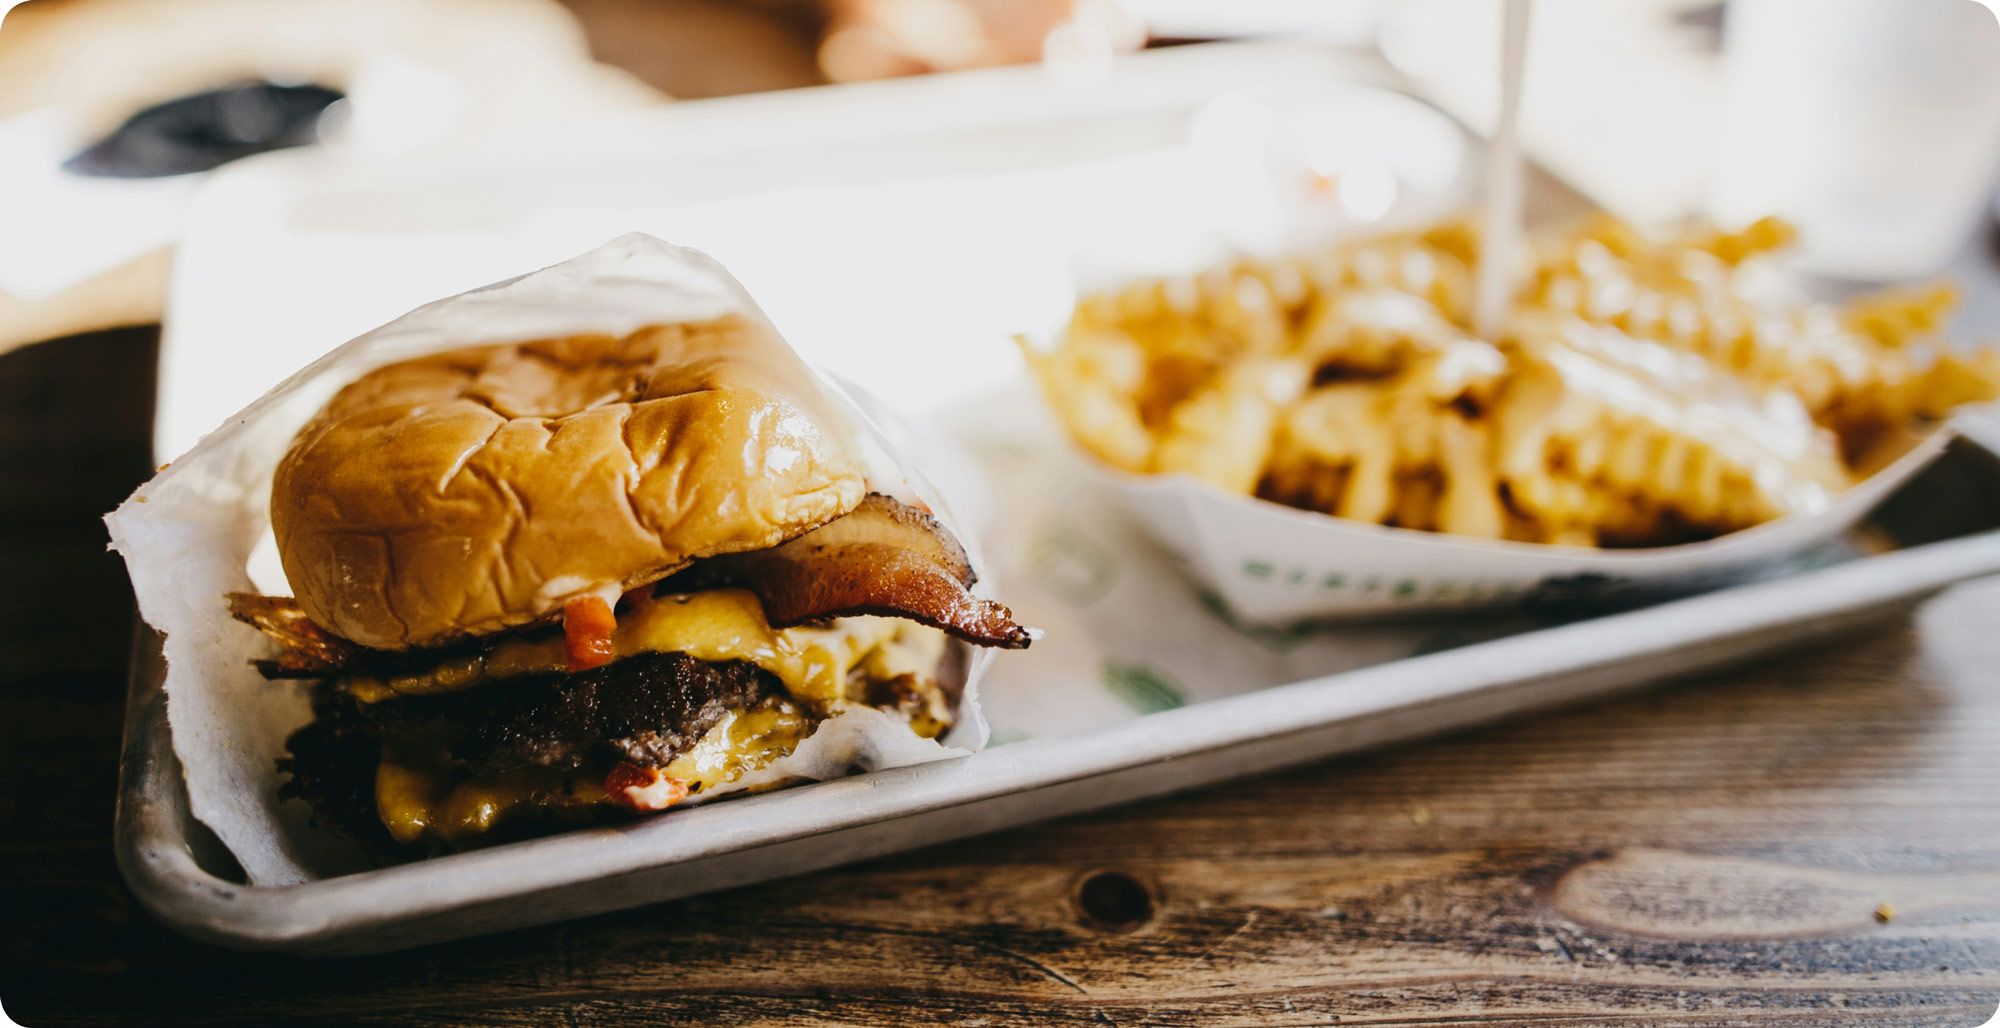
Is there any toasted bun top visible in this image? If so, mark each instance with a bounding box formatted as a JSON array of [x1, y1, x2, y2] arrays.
[[271, 315, 865, 650]]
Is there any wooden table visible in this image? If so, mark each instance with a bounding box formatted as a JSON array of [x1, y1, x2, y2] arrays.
[[4, 327, 2000, 1025]]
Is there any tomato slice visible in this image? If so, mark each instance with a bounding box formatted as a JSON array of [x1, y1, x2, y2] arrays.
[[562, 595, 617, 671], [603, 763, 689, 812]]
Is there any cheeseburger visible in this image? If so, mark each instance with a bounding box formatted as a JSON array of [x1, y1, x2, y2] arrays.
[[228, 314, 1033, 851]]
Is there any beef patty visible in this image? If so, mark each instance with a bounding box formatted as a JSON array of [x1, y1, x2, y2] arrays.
[[280, 650, 777, 847]]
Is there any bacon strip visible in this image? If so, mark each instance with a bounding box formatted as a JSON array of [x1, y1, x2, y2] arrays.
[[226, 592, 354, 677], [663, 493, 1036, 649], [227, 593, 500, 680], [229, 494, 1034, 678]]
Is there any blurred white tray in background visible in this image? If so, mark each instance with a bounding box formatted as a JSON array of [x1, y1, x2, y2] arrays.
[[158, 40, 1472, 458]]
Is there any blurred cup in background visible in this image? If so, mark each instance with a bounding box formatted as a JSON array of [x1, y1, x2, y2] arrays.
[[1709, 0, 2000, 281]]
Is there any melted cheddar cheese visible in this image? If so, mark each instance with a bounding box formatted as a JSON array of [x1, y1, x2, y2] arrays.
[[374, 760, 605, 845], [659, 702, 814, 792], [375, 698, 819, 844], [358, 593, 952, 845], [349, 589, 945, 710]]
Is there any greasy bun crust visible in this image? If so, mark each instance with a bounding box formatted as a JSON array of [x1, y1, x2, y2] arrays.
[[272, 316, 865, 650]]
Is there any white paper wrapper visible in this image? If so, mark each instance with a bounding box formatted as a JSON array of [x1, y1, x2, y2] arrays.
[[105, 234, 994, 885], [1084, 427, 1955, 625]]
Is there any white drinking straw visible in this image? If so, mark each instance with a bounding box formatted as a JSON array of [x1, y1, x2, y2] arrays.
[[1473, 0, 1532, 341]]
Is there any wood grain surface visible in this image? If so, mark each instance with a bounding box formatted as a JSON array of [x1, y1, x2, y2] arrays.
[[4, 329, 2000, 1026]]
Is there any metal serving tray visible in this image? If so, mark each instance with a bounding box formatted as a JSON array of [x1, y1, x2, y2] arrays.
[[118, 432, 2000, 954], [117, 41, 2000, 953]]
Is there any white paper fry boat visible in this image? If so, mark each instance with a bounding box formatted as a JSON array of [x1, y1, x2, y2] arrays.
[[1084, 426, 1957, 625]]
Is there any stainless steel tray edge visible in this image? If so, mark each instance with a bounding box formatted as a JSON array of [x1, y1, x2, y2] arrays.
[[116, 527, 2000, 955]]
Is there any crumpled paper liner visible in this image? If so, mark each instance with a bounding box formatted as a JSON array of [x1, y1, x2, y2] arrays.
[[1082, 425, 1957, 626], [106, 234, 992, 884]]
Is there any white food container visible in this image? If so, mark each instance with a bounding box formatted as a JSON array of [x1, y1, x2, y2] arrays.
[[1084, 427, 1955, 625]]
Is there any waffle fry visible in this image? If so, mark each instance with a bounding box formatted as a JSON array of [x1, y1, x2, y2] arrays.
[[1026, 216, 2000, 548]]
